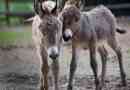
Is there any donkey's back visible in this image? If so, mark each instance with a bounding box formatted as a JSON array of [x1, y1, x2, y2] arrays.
[[81, 5, 117, 43]]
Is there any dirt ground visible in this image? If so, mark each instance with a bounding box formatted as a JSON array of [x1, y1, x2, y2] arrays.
[[0, 17, 130, 90]]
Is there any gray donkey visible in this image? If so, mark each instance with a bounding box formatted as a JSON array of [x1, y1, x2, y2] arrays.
[[60, 3, 127, 90], [32, 0, 62, 90]]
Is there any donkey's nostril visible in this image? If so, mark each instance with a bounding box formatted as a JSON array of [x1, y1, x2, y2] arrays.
[[49, 53, 59, 60], [48, 46, 59, 60], [63, 29, 72, 42], [63, 34, 71, 42]]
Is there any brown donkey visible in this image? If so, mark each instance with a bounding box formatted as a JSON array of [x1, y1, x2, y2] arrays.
[[60, 4, 127, 90], [32, 0, 62, 90]]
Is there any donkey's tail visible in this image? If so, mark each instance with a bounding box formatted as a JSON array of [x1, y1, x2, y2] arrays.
[[116, 26, 127, 34]]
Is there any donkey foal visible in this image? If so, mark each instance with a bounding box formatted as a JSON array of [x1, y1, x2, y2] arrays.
[[61, 4, 127, 90], [32, 0, 62, 90]]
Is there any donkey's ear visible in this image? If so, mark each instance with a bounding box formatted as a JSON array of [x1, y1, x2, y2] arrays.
[[34, 0, 38, 14], [34, 0, 46, 17], [52, 0, 58, 15], [51, 4, 57, 15], [42, 1, 57, 15]]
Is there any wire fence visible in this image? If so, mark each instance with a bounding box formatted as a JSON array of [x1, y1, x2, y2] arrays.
[[0, 0, 130, 25]]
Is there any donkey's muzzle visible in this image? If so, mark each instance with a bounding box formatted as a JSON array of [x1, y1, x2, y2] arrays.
[[49, 53, 59, 60], [63, 29, 72, 42], [48, 46, 59, 60], [63, 34, 71, 42]]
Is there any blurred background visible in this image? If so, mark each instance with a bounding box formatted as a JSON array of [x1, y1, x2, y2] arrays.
[[0, 0, 130, 25], [0, 0, 130, 47]]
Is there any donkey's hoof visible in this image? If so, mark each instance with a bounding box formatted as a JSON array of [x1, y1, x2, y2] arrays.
[[96, 87, 102, 90], [40, 86, 48, 90], [40, 85, 44, 90], [67, 85, 73, 90], [55, 87, 59, 90], [121, 76, 127, 86], [122, 80, 127, 86], [96, 84, 103, 90], [99, 85, 103, 90]]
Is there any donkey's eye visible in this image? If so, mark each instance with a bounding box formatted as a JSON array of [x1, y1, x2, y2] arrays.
[[65, 20, 71, 25], [68, 21, 72, 25], [39, 24, 47, 36], [42, 31, 47, 36]]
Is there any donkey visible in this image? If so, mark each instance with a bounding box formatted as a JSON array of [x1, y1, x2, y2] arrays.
[[32, 0, 62, 90], [60, 4, 127, 90]]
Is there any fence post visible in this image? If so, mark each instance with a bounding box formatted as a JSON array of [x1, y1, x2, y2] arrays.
[[5, 0, 10, 25]]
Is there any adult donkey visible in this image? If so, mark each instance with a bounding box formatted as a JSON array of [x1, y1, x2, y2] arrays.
[[32, 0, 62, 90], [60, 3, 127, 90]]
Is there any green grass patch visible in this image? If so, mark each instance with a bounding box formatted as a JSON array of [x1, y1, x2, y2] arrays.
[[0, 31, 32, 46], [127, 48, 130, 54]]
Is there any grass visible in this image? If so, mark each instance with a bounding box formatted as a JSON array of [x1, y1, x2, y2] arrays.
[[0, 31, 32, 47], [0, 0, 33, 46], [127, 48, 130, 54]]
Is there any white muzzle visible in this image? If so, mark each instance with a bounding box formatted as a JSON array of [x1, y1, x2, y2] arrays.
[[48, 46, 59, 59]]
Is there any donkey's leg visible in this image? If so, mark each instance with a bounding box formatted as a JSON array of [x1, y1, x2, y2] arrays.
[[41, 49, 49, 90], [68, 46, 78, 90], [51, 59, 59, 90], [98, 46, 108, 88], [108, 38, 127, 86], [41, 60, 49, 90], [89, 44, 100, 90]]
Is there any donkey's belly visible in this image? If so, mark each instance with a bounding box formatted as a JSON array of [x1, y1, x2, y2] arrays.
[[81, 42, 89, 49], [74, 40, 89, 50], [74, 37, 108, 50]]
